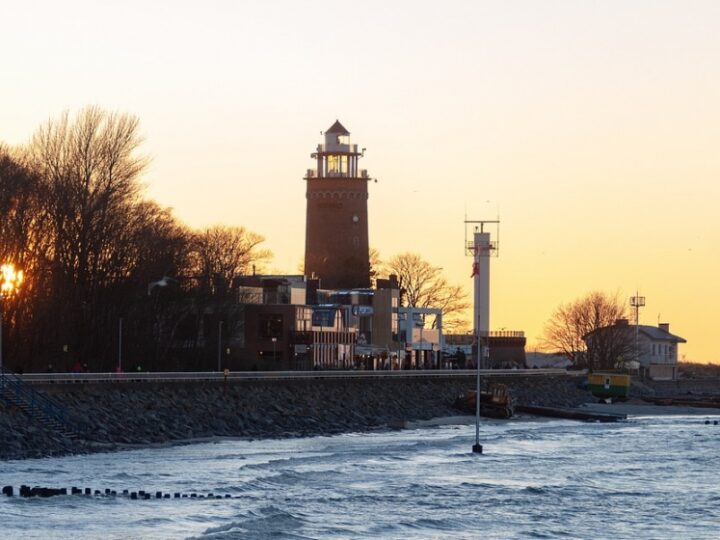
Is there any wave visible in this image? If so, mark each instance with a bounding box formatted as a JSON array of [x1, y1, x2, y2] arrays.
[[191, 506, 311, 540]]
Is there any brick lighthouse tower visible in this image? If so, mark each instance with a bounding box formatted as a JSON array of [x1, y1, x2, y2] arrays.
[[304, 120, 371, 290]]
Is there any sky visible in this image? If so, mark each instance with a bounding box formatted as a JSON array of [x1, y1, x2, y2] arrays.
[[2, 0, 719, 362]]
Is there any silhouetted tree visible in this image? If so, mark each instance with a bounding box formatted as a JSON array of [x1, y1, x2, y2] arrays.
[[383, 252, 470, 330], [2, 107, 275, 372], [25, 107, 149, 366], [541, 290, 631, 369], [0, 146, 47, 364], [368, 247, 381, 288], [189, 225, 271, 297], [583, 320, 637, 371]]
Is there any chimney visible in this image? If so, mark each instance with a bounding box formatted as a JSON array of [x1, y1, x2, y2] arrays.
[[659, 323, 670, 333], [615, 318, 629, 326]]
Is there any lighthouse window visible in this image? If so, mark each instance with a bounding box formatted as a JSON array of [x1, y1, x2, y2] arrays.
[[327, 155, 348, 176]]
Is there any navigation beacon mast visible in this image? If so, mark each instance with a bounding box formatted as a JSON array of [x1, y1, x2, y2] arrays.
[[465, 218, 499, 368]]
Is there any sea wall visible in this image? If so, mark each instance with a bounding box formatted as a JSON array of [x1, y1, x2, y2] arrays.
[[0, 374, 591, 460], [649, 378, 720, 397]]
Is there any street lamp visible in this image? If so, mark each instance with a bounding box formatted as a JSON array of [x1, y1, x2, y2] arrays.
[[217, 320, 224, 371], [272, 337, 277, 361], [1, 263, 24, 373]]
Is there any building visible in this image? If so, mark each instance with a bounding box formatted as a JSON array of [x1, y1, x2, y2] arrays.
[[583, 320, 686, 380], [317, 276, 403, 369], [231, 275, 357, 371], [443, 332, 527, 368], [304, 120, 371, 290], [398, 306, 444, 369]]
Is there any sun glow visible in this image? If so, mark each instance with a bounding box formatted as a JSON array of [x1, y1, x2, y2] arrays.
[[0, 264, 24, 296]]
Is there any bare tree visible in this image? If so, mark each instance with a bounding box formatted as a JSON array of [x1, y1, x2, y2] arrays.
[[541, 290, 632, 369], [383, 252, 470, 330], [118, 200, 192, 286], [189, 225, 272, 296], [25, 106, 149, 364], [4, 108, 282, 371], [0, 146, 48, 274], [28, 106, 148, 289], [0, 146, 49, 364], [368, 247, 381, 288], [583, 320, 636, 371]]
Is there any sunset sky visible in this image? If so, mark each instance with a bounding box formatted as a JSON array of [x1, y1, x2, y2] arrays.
[[2, 1, 719, 362]]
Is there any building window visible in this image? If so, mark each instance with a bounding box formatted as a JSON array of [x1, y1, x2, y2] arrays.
[[295, 307, 313, 332], [258, 314, 283, 339]]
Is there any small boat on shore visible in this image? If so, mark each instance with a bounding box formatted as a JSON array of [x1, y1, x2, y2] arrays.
[[453, 383, 514, 419]]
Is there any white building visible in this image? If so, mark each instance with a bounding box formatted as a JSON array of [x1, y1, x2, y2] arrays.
[[584, 320, 686, 380], [635, 323, 686, 380]]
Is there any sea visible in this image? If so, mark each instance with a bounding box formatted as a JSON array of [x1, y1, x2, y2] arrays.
[[1, 413, 719, 540]]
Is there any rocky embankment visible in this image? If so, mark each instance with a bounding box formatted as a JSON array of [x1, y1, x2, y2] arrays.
[[0, 375, 591, 460]]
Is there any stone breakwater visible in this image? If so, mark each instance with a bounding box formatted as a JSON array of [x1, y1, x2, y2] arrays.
[[0, 375, 591, 461]]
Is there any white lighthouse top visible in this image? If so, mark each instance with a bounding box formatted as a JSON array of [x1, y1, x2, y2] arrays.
[[323, 120, 352, 152]]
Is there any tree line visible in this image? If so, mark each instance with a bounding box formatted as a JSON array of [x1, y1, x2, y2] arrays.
[[0, 107, 271, 372]]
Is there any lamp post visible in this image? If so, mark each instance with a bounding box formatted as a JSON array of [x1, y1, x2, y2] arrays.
[[1, 263, 24, 373], [118, 317, 123, 373], [217, 320, 224, 372], [272, 337, 277, 361]]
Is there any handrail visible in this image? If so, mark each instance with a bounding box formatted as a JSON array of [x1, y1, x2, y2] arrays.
[[0, 366, 84, 433], [17, 368, 578, 385]]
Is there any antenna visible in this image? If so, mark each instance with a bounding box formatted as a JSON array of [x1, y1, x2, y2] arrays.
[[630, 292, 646, 365], [630, 292, 645, 324], [464, 219, 500, 257]]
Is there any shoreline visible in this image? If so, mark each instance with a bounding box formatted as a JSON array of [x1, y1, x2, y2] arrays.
[[3, 375, 720, 462], [579, 401, 720, 417], [11, 402, 720, 464]]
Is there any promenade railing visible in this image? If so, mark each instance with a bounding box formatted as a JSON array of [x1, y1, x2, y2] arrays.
[[16, 368, 578, 385], [0, 366, 85, 434]]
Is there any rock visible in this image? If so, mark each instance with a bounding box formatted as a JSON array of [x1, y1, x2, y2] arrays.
[[0, 374, 592, 461]]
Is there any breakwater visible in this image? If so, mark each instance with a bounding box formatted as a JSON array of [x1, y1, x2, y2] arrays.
[[0, 374, 590, 461]]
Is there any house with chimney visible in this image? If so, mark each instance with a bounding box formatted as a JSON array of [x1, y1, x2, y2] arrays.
[[584, 320, 686, 380]]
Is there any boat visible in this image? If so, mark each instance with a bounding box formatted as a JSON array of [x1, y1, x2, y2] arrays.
[[453, 383, 514, 419]]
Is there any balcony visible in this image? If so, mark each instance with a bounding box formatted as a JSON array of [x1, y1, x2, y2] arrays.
[[304, 168, 369, 180], [316, 143, 359, 154]]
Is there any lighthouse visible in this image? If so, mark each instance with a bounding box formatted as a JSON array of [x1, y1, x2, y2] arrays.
[[304, 120, 371, 290]]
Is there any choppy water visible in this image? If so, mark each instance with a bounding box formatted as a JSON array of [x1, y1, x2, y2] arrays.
[[2, 414, 719, 539]]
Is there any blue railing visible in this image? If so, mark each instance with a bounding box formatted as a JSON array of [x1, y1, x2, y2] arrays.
[[0, 366, 84, 435]]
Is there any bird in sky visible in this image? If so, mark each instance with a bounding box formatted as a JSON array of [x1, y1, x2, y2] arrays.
[[147, 276, 178, 295]]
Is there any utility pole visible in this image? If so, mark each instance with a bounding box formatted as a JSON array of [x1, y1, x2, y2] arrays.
[[217, 320, 223, 372], [118, 318, 123, 372]]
